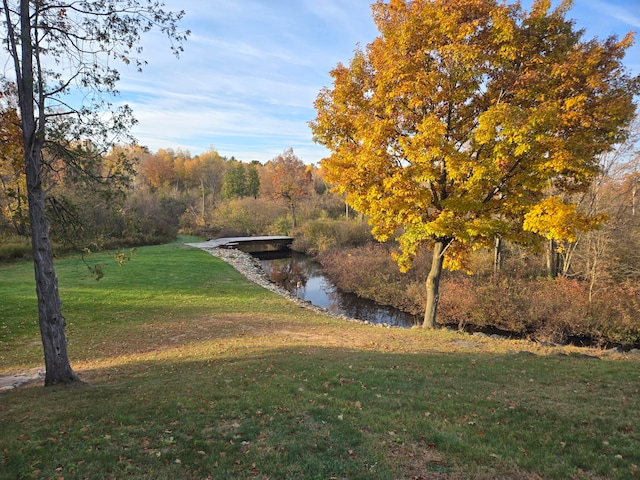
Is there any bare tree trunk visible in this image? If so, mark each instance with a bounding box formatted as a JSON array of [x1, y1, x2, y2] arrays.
[[26, 148, 80, 386], [633, 180, 637, 218], [546, 238, 559, 278], [560, 237, 579, 277], [200, 177, 205, 223], [423, 239, 449, 329], [291, 203, 297, 228], [493, 235, 502, 275], [12, 0, 79, 386]]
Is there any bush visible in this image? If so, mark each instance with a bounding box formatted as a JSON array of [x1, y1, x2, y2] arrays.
[[589, 282, 640, 345], [0, 235, 32, 262], [115, 191, 186, 246], [208, 198, 286, 237], [293, 219, 373, 256]]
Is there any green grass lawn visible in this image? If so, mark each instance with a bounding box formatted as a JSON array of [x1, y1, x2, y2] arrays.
[[1, 237, 639, 479]]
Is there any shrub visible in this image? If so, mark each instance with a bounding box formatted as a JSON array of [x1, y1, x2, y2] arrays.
[[271, 216, 293, 236], [293, 219, 373, 256], [208, 198, 286, 237], [117, 191, 186, 246], [589, 282, 640, 345], [0, 235, 32, 261]]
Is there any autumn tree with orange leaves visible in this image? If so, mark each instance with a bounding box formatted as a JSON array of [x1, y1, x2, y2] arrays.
[[262, 149, 312, 228], [0, 86, 27, 236], [311, 0, 638, 328]]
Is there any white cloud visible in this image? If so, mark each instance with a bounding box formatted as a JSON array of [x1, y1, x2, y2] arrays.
[[113, 1, 638, 165], [584, 0, 640, 29], [109, 1, 380, 163]]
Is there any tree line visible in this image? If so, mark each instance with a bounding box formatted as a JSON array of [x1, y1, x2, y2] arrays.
[[0, 129, 339, 251]]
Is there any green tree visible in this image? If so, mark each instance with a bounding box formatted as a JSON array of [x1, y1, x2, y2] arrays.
[[1, 0, 187, 385], [246, 161, 261, 199], [222, 161, 248, 199], [311, 0, 638, 328]]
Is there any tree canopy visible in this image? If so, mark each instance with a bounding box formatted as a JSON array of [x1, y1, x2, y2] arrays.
[[261, 149, 312, 228], [311, 0, 639, 327]]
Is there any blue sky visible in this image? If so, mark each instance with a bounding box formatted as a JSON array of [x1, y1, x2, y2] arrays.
[[118, 0, 640, 164]]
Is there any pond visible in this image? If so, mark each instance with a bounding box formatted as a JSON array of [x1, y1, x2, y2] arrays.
[[253, 251, 419, 328]]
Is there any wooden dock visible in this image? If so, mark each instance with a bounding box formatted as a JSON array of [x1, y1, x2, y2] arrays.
[[187, 236, 294, 252]]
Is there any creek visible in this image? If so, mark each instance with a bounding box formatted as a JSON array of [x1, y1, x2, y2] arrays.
[[253, 251, 420, 328]]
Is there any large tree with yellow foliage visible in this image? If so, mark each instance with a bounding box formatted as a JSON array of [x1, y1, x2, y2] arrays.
[[311, 0, 638, 328]]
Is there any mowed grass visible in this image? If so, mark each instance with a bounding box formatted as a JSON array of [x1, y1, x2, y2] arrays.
[[1, 237, 639, 479]]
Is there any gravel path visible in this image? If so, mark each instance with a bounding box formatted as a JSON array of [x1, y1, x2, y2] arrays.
[[0, 368, 44, 394]]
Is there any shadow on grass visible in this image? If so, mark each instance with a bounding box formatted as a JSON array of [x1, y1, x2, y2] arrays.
[[2, 345, 639, 480]]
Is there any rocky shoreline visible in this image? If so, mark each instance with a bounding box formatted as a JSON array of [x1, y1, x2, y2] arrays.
[[198, 245, 388, 327]]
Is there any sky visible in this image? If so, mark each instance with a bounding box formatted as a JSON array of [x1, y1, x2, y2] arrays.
[[117, 0, 640, 165]]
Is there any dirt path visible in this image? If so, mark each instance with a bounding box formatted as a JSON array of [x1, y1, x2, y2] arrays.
[[0, 367, 44, 394]]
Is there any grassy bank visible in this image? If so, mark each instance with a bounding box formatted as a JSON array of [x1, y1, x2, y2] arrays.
[[1, 237, 639, 479]]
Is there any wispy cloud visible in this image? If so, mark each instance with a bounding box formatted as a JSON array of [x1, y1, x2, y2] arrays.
[[113, 0, 638, 164], [583, 0, 640, 29]]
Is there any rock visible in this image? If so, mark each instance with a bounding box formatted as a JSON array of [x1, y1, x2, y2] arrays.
[[0, 369, 44, 394]]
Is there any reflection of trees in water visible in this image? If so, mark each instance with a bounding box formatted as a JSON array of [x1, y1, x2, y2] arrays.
[[266, 257, 307, 292], [324, 287, 417, 327], [261, 252, 419, 328]]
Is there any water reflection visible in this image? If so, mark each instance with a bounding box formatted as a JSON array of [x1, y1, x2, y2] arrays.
[[255, 251, 418, 328]]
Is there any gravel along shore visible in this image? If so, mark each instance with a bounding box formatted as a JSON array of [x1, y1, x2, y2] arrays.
[[189, 243, 389, 327]]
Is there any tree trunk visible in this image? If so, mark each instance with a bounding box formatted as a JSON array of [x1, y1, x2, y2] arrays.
[[14, 0, 79, 386], [291, 203, 297, 228], [546, 238, 559, 278], [423, 239, 449, 329], [26, 151, 80, 386], [200, 177, 205, 223], [493, 235, 503, 275]]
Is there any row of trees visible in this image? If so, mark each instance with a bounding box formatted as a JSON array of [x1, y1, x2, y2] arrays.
[[1, 126, 332, 249], [133, 147, 323, 231]]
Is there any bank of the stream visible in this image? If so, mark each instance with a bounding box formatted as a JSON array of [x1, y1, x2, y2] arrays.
[[196, 240, 640, 359], [290, 243, 640, 351]]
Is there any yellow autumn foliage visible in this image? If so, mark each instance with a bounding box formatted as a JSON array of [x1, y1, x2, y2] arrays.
[[523, 196, 604, 243], [311, 0, 637, 325]]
